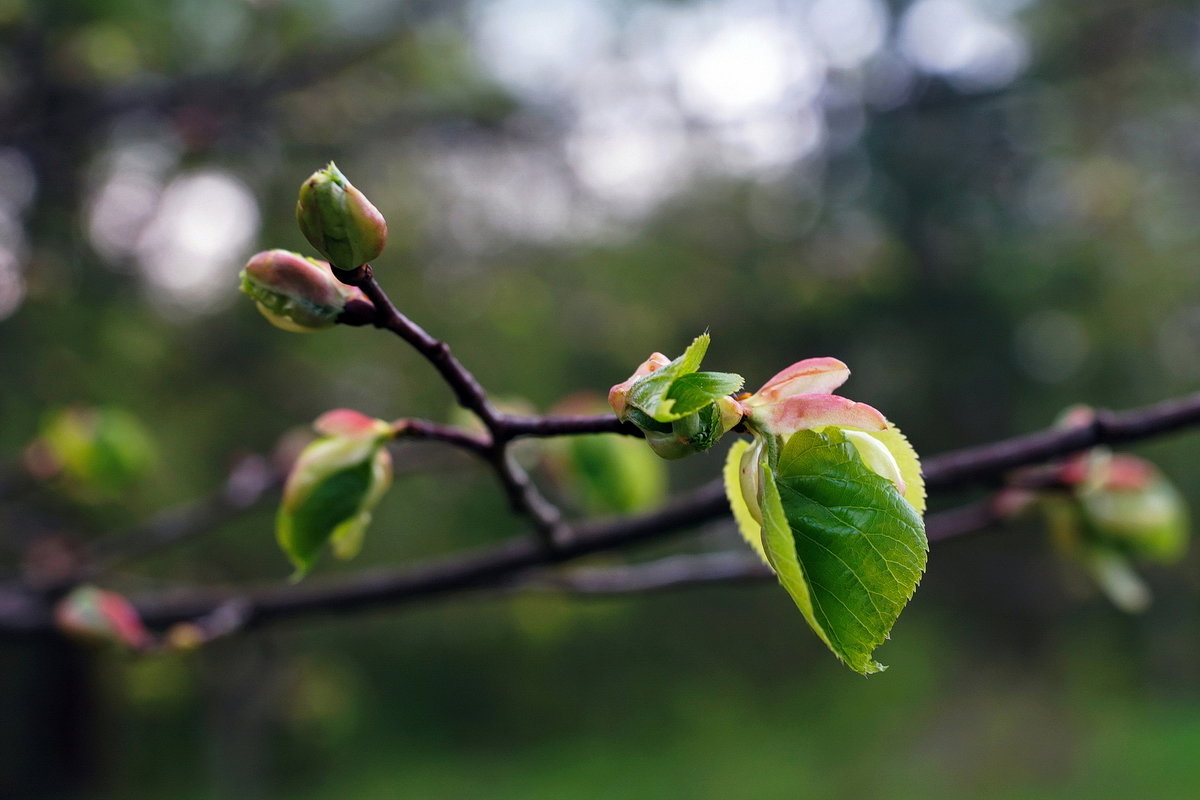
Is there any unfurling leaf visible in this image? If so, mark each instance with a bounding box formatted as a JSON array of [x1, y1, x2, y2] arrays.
[[277, 410, 393, 576], [622, 334, 742, 423], [609, 334, 743, 460], [735, 428, 927, 674]]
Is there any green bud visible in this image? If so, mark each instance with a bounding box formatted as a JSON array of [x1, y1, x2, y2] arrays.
[[296, 162, 388, 270], [239, 249, 371, 332]]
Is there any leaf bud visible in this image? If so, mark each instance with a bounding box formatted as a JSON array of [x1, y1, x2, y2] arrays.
[[54, 585, 150, 650], [295, 162, 388, 271], [239, 249, 371, 332], [277, 410, 394, 576]]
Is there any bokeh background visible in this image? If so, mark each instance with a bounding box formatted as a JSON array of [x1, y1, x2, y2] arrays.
[[3, 0, 1200, 797]]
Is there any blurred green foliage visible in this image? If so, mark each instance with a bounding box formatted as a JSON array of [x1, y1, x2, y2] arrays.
[[3, 0, 1200, 797]]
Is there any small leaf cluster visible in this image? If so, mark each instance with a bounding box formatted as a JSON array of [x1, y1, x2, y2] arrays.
[[611, 334, 928, 674]]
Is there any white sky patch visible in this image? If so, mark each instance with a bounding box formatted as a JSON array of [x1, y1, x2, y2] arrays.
[[567, 67, 691, 212], [899, 0, 1029, 91], [85, 140, 179, 266], [569, 116, 690, 213], [719, 111, 826, 175], [454, 0, 1030, 238], [135, 170, 259, 312], [472, 0, 615, 98], [809, 0, 889, 70], [425, 138, 587, 251], [675, 17, 824, 124]]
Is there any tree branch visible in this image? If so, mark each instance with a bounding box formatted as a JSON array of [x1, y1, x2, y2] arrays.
[[922, 392, 1200, 490], [9, 257, 1200, 639]]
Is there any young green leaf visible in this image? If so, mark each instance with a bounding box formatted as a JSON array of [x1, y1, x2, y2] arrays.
[[660, 371, 746, 421], [756, 429, 927, 674], [278, 458, 377, 575], [277, 412, 393, 576], [625, 334, 743, 422]]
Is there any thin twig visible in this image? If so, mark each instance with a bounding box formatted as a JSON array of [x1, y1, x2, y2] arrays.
[[339, 265, 571, 550], [87, 455, 282, 572]]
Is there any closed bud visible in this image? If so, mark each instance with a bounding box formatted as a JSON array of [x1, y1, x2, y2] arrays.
[[239, 249, 371, 332], [296, 162, 388, 270]]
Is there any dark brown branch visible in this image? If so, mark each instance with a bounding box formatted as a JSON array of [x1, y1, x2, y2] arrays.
[[120, 477, 732, 631], [498, 413, 642, 439], [517, 497, 1002, 597], [525, 552, 771, 594], [338, 266, 503, 430], [0, 487, 1004, 636], [9, 258, 1200, 637], [117, 391, 1200, 629], [922, 392, 1200, 490], [393, 419, 490, 454], [338, 265, 571, 550]]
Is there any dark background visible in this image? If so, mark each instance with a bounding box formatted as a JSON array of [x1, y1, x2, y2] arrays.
[[3, 0, 1200, 797]]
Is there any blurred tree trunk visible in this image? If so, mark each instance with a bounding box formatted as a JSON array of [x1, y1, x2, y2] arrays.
[[0, 638, 99, 799]]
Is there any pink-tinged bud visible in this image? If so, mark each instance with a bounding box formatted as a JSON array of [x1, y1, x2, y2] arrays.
[[239, 249, 371, 332], [295, 162, 388, 271], [608, 352, 671, 420], [1080, 456, 1189, 562], [741, 357, 888, 436], [313, 409, 393, 438], [54, 585, 150, 650], [277, 412, 394, 575]]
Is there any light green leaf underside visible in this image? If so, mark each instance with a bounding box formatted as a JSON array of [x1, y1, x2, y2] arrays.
[[766, 429, 928, 674], [863, 423, 926, 516], [724, 439, 767, 564]]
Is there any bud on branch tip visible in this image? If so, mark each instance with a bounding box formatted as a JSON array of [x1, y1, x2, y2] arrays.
[[296, 162, 388, 271]]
